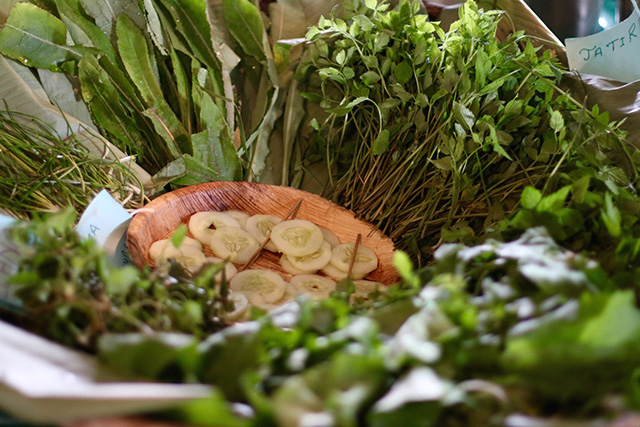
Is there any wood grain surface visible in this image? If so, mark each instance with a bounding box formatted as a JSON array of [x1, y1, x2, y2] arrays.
[[127, 182, 398, 285]]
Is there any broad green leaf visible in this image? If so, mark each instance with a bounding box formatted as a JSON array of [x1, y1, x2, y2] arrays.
[[80, 0, 144, 38], [365, 0, 378, 10], [536, 185, 571, 212], [196, 94, 242, 180], [550, 110, 564, 133], [222, 0, 267, 62], [393, 60, 412, 85], [280, 80, 306, 185], [372, 129, 390, 155], [159, 0, 221, 74], [602, 192, 622, 238], [326, 96, 368, 117], [96, 54, 146, 113], [142, 100, 192, 158], [142, 0, 168, 55], [171, 224, 188, 248], [55, 0, 116, 63], [116, 14, 163, 105], [0, 2, 84, 71], [78, 55, 146, 154], [452, 101, 475, 131], [521, 186, 542, 210], [170, 48, 193, 134], [246, 86, 283, 182]]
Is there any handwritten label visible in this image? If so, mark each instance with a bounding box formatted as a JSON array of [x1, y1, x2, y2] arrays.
[[566, 10, 640, 83], [76, 190, 132, 267]]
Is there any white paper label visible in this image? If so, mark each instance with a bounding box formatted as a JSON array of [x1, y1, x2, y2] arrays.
[[566, 5, 640, 83], [75, 190, 133, 267]]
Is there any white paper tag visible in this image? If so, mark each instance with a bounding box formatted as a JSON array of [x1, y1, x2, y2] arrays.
[[566, 6, 640, 83], [75, 190, 133, 267]]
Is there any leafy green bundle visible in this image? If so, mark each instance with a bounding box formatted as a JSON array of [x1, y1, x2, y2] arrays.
[[6, 209, 639, 424], [0, 112, 143, 219], [0, 0, 245, 184], [296, 0, 639, 268], [6, 208, 233, 349]]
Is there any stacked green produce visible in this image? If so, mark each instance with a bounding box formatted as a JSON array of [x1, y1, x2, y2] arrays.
[[3, 0, 640, 425]]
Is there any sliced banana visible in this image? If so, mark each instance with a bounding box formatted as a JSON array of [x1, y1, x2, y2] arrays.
[[270, 219, 324, 256], [285, 240, 332, 272], [188, 211, 242, 244], [204, 257, 238, 282], [321, 262, 350, 281], [290, 274, 336, 299], [319, 226, 341, 248], [245, 214, 282, 252], [349, 280, 385, 304], [330, 243, 378, 278], [222, 291, 250, 322], [261, 282, 298, 311], [229, 269, 287, 306], [152, 244, 206, 274], [223, 210, 250, 229], [209, 227, 260, 265], [279, 255, 318, 275], [149, 237, 202, 262]]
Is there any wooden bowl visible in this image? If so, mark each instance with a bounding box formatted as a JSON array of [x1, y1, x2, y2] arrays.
[[126, 182, 398, 285]]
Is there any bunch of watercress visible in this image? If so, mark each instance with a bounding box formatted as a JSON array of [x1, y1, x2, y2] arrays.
[[295, 0, 639, 269]]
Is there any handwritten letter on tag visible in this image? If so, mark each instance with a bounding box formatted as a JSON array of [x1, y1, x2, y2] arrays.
[[566, 10, 640, 83]]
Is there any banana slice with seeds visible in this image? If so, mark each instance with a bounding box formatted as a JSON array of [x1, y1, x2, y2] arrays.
[[210, 227, 260, 265], [319, 226, 341, 248], [204, 257, 238, 282], [279, 255, 318, 275], [149, 237, 202, 262], [222, 292, 250, 322], [290, 274, 336, 299], [285, 240, 332, 272], [321, 262, 350, 281], [270, 219, 324, 256], [245, 214, 281, 252], [152, 245, 206, 274], [330, 243, 378, 278], [188, 211, 242, 244], [229, 269, 287, 306], [223, 210, 250, 229]]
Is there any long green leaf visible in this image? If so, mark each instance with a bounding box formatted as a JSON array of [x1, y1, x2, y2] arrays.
[[0, 3, 84, 71], [170, 48, 193, 134], [245, 86, 283, 182], [54, 0, 117, 63], [116, 14, 163, 105], [79, 0, 144, 38], [142, 101, 192, 157], [221, 0, 266, 62], [155, 0, 219, 71], [78, 55, 147, 156], [198, 93, 241, 180], [280, 80, 305, 185]]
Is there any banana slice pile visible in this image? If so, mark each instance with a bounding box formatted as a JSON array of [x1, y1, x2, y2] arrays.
[[147, 209, 384, 319]]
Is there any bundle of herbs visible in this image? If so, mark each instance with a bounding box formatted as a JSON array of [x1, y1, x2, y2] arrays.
[[0, 0, 245, 185], [5, 208, 238, 351], [295, 0, 640, 270], [5, 209, 640, 425], [0, 111, 143, 219]]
